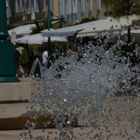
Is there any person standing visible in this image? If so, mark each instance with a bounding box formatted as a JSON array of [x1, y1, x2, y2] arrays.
[[42, 50, 49, 67]]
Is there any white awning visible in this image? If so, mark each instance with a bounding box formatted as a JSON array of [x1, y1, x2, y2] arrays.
[[42, 30, 80, 37], [41, 18, 111, 37], [8, 24, 36, 36], [77, 15, 140, 37], [15, 33, 68, 45]]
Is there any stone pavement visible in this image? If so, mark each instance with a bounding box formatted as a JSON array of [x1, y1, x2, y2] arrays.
[[0, 78, 32, 102], [0, 125, 139, 140], [0, 78, 139, 139]]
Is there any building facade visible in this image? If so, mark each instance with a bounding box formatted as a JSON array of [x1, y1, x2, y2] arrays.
[[7, 0, 48, 25], [51, 0, 60, 19], [7, 0, 105, 26], [59, 0, 105, 24]]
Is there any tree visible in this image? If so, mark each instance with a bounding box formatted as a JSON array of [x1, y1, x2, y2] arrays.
[[102, 0, 140, 17], [102, 0, 140, 67], [102, 0, 140, 43]]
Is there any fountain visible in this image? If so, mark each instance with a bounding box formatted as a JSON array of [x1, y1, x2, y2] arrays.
[[20, 30, 140, 140]]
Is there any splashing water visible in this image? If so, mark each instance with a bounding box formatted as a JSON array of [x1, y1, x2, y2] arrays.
[[21, 30, 140, 140]]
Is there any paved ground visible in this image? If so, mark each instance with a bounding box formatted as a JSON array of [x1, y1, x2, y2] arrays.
[[0, 125, 139, 140], [0, 96, 139, 140], [0, 78, 139, 140]]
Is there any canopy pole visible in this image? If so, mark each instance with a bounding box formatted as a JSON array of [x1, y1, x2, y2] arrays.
[[48, 0, 51, 54]]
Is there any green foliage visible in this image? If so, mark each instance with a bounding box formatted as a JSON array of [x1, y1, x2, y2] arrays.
[[80, 17, 97, 24], [28, 44, 38, 50], [20, 50, 29, 66], [31, 19, 51, 34], [102, 0, 140, 17]]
